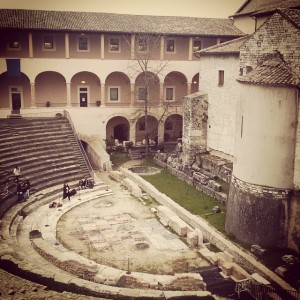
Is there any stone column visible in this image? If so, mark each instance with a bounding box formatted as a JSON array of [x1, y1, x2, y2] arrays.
[[158, 120, 164, 143], [182, 91, 208, 164], [66, 82, 71, 107], [100, 34, 104, 59], [130, 83, 135, 106], [29, 32, 33, 58], [65, 33, 69, 59], [101, 83, 106, 106], [131, 34, 135, 60], [160, 36, 164, 61], [159, 82, 164, 105], [30, 82, 36, 108], [187, 82, 192, 95], [129, 120, 136, 144], [188, 37, 193, 61]]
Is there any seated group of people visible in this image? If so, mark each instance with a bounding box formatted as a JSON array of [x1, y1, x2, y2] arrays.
[[17, 179, 31, 202], [78, 178, 94, 189]]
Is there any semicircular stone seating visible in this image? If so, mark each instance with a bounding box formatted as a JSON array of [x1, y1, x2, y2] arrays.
[[0, 175, 212, 299]]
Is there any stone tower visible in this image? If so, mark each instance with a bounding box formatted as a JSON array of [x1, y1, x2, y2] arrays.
[[225, 10, 300, 250]]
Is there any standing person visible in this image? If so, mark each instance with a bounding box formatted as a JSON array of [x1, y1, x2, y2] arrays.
[[24, 179, 31, 200], [62, 182, 70, 201], [13, 166, 21, 183]]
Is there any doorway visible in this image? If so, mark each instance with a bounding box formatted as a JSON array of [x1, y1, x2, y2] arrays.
[[79, 87, 89, 107], [10, 86, 22, 114]]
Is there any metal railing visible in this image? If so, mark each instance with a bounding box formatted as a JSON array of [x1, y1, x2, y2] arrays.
[[63, 110, 94, 180], [236, 279, 300, 300]]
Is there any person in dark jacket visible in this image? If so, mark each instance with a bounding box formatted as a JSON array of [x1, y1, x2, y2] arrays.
[[62, 182, 70, 201]]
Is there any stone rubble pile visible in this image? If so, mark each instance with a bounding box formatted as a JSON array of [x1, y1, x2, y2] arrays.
[[154, 151, 233, 204]]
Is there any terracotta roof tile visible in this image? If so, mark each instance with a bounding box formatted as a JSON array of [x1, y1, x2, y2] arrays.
[[237, 56, 300, 87], [279, 8, 300, 28], [0, 9, 244, 36], [232, 0, 300, 17], [196, 35, 249, 56]]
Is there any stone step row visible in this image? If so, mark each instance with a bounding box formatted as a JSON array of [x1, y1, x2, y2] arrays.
[[0, 178, 213, 299]]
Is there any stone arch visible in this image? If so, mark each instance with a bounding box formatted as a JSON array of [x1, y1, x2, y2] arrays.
[[164, 114, 183, 142], [71, 71, 101, 107], [0, 72, 31, 110], [164, 71, 187, 104], [106, 116, 130, 145], [191, 73, 199, 94], [135, 71, 160, 105], [35, 71, 66, 107], [105, 72, 131, 105], [136, 115, 158, 144]]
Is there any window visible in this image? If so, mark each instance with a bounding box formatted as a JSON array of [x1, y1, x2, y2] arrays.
[[218, 70, 224, 86], [43, 35, 55, 50], [166, 39, 175, 52], [165, 87, 175, 101], [137, 38, 147, 52], [8, 39, 20, 50], [78, 35, 89, 51], [138, 87, 147, 101], [110, 38, 120, 52], [109, 87, 119, 101], [193, 39, 202, 52], [246, 66, 253, 74]]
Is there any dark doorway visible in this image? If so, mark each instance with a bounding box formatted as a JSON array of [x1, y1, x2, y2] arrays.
[[114, 124, 128, 142], [12, 92, 21, 114], [79, 87, 88, 107]]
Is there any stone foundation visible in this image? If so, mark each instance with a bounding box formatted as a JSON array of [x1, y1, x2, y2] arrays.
[[225, 176, 289, 248]]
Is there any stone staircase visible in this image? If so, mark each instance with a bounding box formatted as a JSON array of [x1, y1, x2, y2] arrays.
[[0, 117, 91, 219]]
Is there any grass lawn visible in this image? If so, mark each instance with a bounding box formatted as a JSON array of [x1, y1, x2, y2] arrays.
[[142, 169, 227, 234], [110, 154, 227, 233]]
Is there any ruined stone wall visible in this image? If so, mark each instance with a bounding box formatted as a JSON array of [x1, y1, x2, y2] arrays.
[[288, 194, 300, 254], [182, 92, 208, 164], [226, 176, 289, 248], [154, 152, 232, 203], [239, 11, 300, 75], [199, 55, 240, 156]]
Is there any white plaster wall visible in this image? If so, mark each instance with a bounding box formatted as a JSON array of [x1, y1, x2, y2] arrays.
[[233, 84, 298, 188], [233, 16, 256, 34], [292, 94, 300, 189], [199, 55, 240, 157]]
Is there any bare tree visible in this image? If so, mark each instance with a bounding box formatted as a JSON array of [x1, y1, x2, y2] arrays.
[[124, 32, 172, 157]]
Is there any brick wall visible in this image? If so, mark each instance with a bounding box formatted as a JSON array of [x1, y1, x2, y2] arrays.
[[239, 12, 300, 75]]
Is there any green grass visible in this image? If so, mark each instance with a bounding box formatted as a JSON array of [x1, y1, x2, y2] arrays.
[[142, 170, 226, 233], [110, 152, 131, 170], [110, 153, 227, 233]]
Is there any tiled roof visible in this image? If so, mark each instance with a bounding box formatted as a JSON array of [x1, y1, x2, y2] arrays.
[[0, 9, 244, 36], [232, 0, 300, 17], [195, 35, 248, 56], [279, 8, 300, 28], [237, 56, 300, 87]]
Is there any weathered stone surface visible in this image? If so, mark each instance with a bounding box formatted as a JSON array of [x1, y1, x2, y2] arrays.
[[226, 176, 288, 248]]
